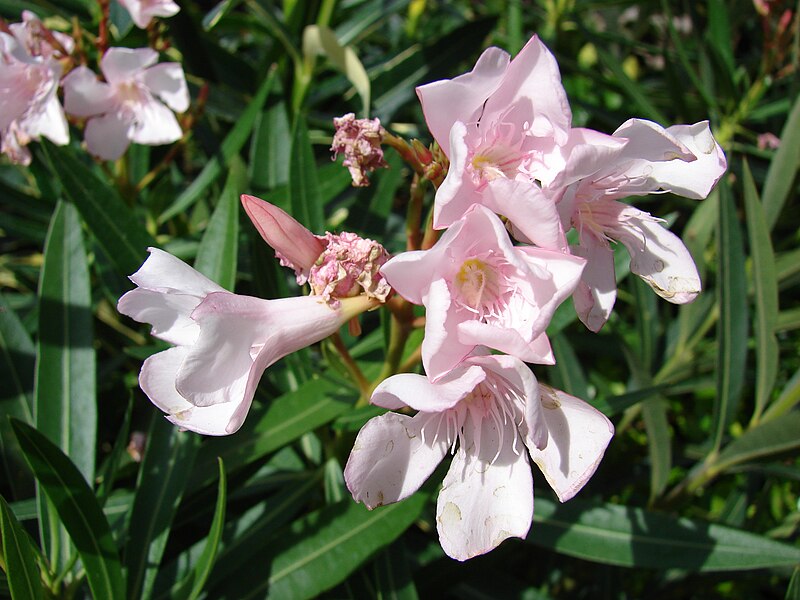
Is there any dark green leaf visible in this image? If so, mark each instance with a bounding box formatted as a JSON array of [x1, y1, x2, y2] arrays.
[[249, 100, 291, 189], [11, 420, 124, 599], [35, 201, 96, 569], [41, 143, 154, 277], [713, 411, 800, 475], [195, 156, 246, 291], [289, 115, 324, 231], [125, 416, 199, 600], [0, 495, 44, 600], [763, 93, 800, 230], [160, 67, 277, 223], [742, 160, 779, 423], [529, 497, 800, 571], [712, 180, 747, 452]]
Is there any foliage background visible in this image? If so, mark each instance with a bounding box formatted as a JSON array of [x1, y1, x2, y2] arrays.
[[1, 0, 799, 598]]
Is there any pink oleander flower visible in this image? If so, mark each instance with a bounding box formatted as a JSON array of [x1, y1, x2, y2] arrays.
[[117, 248, 377, 435], [416, 36, 574, 246], [331, 112, 388, 187], [0, 14, 71, 165], [118, 0, 180, 29], [381, 204, 585, 381], [553, 119, 727, 331], [242, 194, 392, 306], [345, 353, 614, 561], [62, 47, 189, 160]]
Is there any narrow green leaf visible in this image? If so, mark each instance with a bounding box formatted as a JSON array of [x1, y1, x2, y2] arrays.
[[787, 567, 800, 600], [776, 307, 800, 332], [189, 377, 351, 490], [195, 156, 246, 291], [35, 201, 96, 569], [762, 367, 800, 422], [0, 495, 44, 600], [707, 0, 734, 75], [742, 160, 779, 424], [10, 420, 125, 599], [222, 494, 427, 599], [202, 0, 238, 30], [249, 100, 291, 189], [529, 496, 800, 571], [763, 93, 800, 230], [0, 293, 35, 499], [160, 67, 277, 223], [712, 180, 747, 453], [41, 143, 154, 277], [172, 459, 227, 600], [371, 540, 419, 600], [289, 116, 325, 232], [95, 396, 132, 507], [125, 416, 199, 600], [546, 334, 589, 401], [204, 470, 321, 590], [302, 25, 371, 115], [641, 397, 671, 502], [713, 411, 800, 475]]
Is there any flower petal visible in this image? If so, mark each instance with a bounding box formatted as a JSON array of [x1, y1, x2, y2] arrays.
[[142, 62, 190, 113], [140, 347, 244, 435], [371, 365, 486, 413], [128, 247, 225, 296], [528, 385, 614, 502], [570, 235, 617, 332], [416, 46, 510, 156], [436, 416, 533, 561], [482, 35, 571, 145], [432, 121, 482, 229], [61, 66, 114, 118], [616, 209, 701, 303], [129, 95, 182, 145], [84, 112, 132, 160], [655, 121, 727, 199], [117, 288, 202, 346], [100, 47, 158, 83], [345, 412, 449, 509]]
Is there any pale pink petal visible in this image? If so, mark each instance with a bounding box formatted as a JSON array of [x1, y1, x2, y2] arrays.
[[23, 90, 68, 145], [129, 95, 182, 145], [570, 236, 617, 332], [379, 249, 430, 305], [483, 178, 566, 250], [176, 293, 369, 407], [528, 385, 614, 502], [100, 47, 158, 83], [482, 35, 571, 145], [471, 354, 548, 450], [432, 121, 482, 229], [119, 0, 179, 29], [84, 111, 132, 160], [128, 247, 225, 296], [420, 278, 473, 381], [654, 121, 727, 198], [436, 416, 533, 561], [371, 366, 486, 412], [457, 320, 554, 365], [612, 118, 694, 162], [416, 46, 510, 156], [616, 210, 701, 304], [547, 128, 629, 189], [140, 347, 242, 436], [345, 412, 449, 509], [117, 288, 202, 346], [143, 62, 189, 113], [61, 66, 114, 118]]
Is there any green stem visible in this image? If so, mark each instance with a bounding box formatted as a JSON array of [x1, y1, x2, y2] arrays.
[[330, 332, 370, 398]]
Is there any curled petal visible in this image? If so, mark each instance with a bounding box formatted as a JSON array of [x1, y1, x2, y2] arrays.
[[345, 412, 449, 509], [128, 247, 225, 296], [528, 385, 614, 502], [616, 210, 701, 304], [100, 47, 158, 83], [436, 416, 533, 561], [657, 121, 727, 198]]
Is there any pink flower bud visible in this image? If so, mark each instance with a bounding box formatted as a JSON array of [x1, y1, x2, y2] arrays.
[[241, 194, 325, 283]]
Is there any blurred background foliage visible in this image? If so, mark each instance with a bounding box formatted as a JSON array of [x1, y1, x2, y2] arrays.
[[0, 0, 799, 598]]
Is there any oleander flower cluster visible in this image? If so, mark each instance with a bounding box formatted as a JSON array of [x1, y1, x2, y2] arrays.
[[0, 6, 186, 164], [115, 34, 726, 561]]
